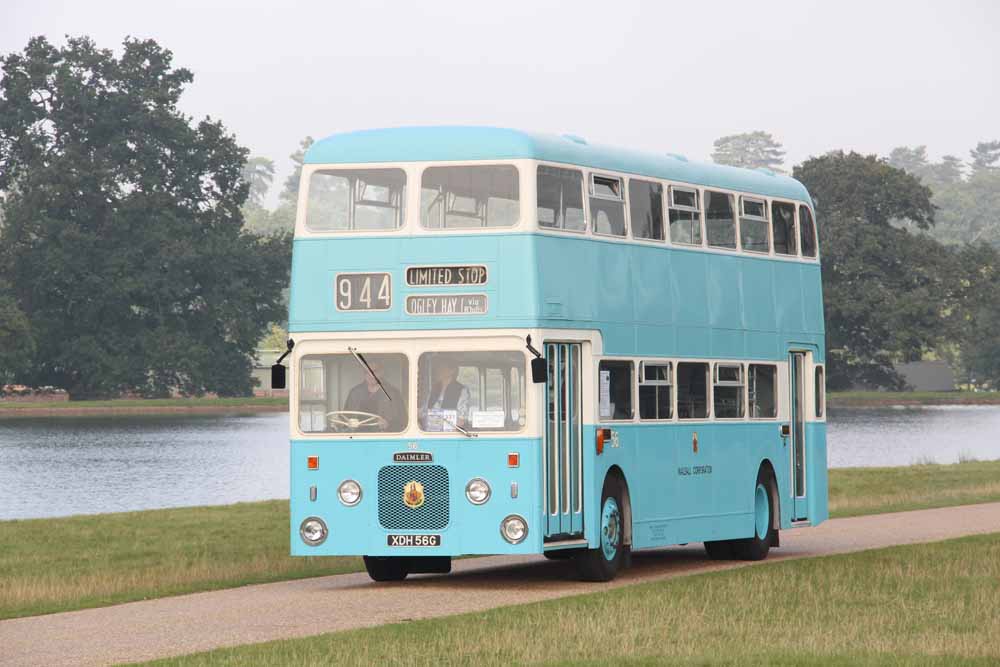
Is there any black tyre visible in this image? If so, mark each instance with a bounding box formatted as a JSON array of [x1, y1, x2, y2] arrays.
[[731, 468, 777, 561], [575, 475, 629, 582], [703, 539, 735, 560], [363, 556, 409, 582]]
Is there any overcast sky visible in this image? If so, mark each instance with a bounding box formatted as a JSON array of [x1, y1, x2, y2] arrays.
[[4, 0, 998, 205]]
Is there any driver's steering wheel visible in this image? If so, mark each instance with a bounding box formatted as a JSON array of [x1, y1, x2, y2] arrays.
[[325, 410, 389, 431]]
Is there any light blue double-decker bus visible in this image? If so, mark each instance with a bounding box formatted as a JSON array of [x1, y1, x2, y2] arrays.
[[277, 126, 827, 581]]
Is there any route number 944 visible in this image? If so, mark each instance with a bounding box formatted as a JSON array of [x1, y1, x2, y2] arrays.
[[335, 273, 391, 311]]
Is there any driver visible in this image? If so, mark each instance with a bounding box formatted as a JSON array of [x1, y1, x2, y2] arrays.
[[343, 360, 404, 431]]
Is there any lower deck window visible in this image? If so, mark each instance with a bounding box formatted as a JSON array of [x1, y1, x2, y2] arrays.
[[677, 362, 709, 419], [598, 360, 633, 420], [748, 364, 777, 418]]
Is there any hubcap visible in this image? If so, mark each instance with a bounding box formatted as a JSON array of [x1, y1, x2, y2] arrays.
[[601, 497, 621, 561], [754, 483, 770, 540]]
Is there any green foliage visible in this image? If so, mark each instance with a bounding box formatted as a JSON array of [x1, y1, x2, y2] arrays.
[[711, 130, 785, 171], [952, 242, 1000, 387], [0, 280, 35, 380], [0, 36, 290, 399], [279, 136, 314, 204], [794, 152, 945, 389], [241, 156, 276, 207]]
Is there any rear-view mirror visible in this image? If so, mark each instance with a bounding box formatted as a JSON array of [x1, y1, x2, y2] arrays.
[[271, 364, 287, 390], [531, 357, 548, 384]]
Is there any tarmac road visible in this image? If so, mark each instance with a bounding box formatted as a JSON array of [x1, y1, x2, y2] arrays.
[[2, 502, 999, 666]]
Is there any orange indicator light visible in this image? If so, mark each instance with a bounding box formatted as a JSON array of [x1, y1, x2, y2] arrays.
[[507, 452, 520, 468], [307, 455, 319, 470]]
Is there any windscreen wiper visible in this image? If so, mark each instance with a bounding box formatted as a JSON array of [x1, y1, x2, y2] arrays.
[[348, 346, 391, 402], [442, 416, 477, 438]]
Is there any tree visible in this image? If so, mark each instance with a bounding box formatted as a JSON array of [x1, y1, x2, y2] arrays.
[[0, 36, 290, 399], [952, 242, 1000, 388], [279, 136, 314, 204], [969, 140, 1000, 175], [241, 156, 275, 207], [0, 280, 35, 382], [711, 131, 785, 171], [793, 152, 950, 389]]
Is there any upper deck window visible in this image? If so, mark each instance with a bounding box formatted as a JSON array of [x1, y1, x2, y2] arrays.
[[421, 165, 519, 229], [668, 187, 702, 245], [740, 196, 770, 253], [590, 174, 627, 237], [705, 190, 737, 250], [629, 179, 665, 241], [772, 201, 797, 256], [537, 166, 586, 232], [799, 205, 818, 258], [305, 168, 406, 232]]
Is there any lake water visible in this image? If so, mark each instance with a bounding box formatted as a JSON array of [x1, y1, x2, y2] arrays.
[[1, 406, 999, 520]]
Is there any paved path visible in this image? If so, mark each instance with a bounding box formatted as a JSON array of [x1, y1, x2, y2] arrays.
[[3, 502, 999, 666]]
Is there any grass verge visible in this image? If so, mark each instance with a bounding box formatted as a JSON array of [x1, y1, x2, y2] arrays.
[[0, 396, 287, 415], [0, 501, 359, 621], [828, 390, 1000, 407], [2, 460, 999, 622], [829, 459, 1000, 518], [140, 533, 1000, 666]]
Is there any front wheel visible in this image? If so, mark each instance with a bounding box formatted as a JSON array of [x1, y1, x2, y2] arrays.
[[575, 476, 629, 581], [363, 556, 409, 582]]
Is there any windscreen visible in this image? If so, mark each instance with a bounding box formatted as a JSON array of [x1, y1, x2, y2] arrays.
[[298, 353, 409, 433], [417, 351, 526, 432]]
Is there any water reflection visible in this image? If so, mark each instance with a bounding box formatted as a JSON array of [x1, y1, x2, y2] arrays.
[[0, 413, 288, 520], [827, 405, 1000, 468], [1, 406, 999, 520]]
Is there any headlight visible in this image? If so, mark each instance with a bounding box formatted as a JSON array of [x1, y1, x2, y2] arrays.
[[299, 516, 328, 546], [337, 479, 362, 506], [500, 514, 528, 544], [465, 478, 492, 505]]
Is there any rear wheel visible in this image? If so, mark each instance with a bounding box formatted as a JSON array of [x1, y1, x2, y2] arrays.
[[575, 476, 629, 581], [732, 469, 777, 561], [363, 556, 409, 582]]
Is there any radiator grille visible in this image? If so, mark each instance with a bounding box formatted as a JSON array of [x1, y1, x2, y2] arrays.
[[377, 465, 450, 531]]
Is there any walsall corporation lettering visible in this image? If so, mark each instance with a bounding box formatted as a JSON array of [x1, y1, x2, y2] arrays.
[[406, 265, 487, 287]]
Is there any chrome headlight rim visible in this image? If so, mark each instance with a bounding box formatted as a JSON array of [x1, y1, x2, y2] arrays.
[[465, 477, 492, 505], [500, 514, 528, 544], [337, 479, 363, 507], [299, 516, 328, 546]]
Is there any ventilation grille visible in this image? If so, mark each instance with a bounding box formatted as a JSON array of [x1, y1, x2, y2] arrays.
[[377, 465, 450, 531]]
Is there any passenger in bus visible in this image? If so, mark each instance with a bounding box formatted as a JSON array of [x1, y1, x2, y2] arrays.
[[422, 358, 470, 430], [343, 360, 404, 431]]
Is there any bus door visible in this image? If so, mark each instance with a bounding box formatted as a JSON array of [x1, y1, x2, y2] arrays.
[[543, 343, 584, 539], [788, 351, 808, 520]]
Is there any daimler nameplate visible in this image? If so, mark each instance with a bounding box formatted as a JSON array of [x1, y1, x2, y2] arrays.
[[406, 265, 487, 286], [393, 452, 433, 463]]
